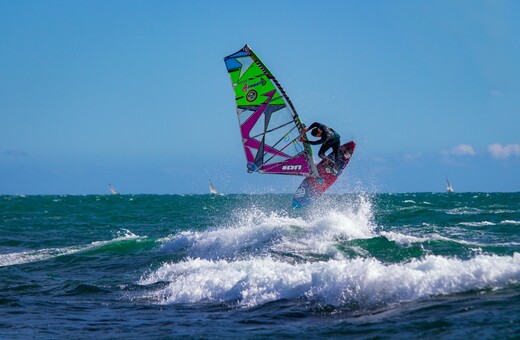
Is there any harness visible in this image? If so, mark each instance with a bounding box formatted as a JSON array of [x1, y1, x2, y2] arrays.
[[323, 126, 340, 144]]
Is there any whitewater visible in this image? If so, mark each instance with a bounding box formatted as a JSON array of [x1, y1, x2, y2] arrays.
[[1, 193, 519, 338]]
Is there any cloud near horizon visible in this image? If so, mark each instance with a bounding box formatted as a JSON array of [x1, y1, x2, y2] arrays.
[[490, 89, 502, 97], [403, 152, 423, 162], [3, 150, 28, 157], [488, 143, 520, 159], [449, 144, 476, 156]]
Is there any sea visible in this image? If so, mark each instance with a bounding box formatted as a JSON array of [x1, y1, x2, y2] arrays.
[[1, 192, 519, 339]]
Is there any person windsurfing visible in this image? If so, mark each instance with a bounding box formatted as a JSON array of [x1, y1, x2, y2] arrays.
[[301, 122, 343, 174]]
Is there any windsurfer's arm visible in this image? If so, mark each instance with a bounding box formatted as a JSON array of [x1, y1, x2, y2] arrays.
[[301, 122, 326, 144], [302, 122, 320, 134], [304, 139, 323, 145], [304, 130, 327, 145], [307, 122, 320, 130]]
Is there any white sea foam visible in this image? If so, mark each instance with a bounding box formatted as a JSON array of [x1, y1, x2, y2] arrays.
[[161, 209, 304, 259], [380, 231, 429, 245], [458, 221, 496, 227], [446, 207, 485, 215], [138, 253, 520, 308], [380, 231, 491, 248], [144, 194, 520, 308], [160, 197, 376, 261], [501, 220, 520, 225], [0, 229, 143, 267], [0, 245, 87, 267], [138, 192, 520, 309]]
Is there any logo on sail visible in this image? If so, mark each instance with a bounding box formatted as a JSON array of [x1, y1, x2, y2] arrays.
[[246, 90, 258, 102], [282, 165, 302, 171], [242, 78, 267, 92]]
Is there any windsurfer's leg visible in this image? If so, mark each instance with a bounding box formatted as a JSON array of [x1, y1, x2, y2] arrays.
[[332, 142, 341, 164], [328, 142, 341, 175], [318, 144, 331, 162]]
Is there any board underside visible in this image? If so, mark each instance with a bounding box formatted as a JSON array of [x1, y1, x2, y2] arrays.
[[292, 141, 356, 208]]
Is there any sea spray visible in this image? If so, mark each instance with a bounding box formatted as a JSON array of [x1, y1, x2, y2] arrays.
[[138, 254, 520, 308], [159, 194, 376, 261], [0, 229, 143, 267]]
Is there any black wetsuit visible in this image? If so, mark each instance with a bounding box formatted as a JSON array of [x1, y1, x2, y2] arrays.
[[304, 122, 341, 164]]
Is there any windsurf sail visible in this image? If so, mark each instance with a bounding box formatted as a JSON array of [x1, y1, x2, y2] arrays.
[[446, 176, 454, 193], [108, 183, 118, 195], [224, 45, 318, 177], [209, 179, 218, 195]]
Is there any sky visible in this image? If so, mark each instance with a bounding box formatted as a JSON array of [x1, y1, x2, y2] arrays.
[[1, 0, 519, 195]]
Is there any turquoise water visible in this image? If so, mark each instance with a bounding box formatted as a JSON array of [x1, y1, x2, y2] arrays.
[[1, 193, 519, 338]]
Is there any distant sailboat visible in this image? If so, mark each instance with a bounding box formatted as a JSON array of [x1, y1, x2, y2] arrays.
[[209, 179, 221, 195], [109, 183, 119, 195], [445, 176, 454, 193]]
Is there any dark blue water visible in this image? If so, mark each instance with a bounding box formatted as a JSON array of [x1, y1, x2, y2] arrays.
[[1, 193, 519, 338]]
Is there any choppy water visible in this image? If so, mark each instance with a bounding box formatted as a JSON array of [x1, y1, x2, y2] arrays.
[[1, 193, 519, 338]]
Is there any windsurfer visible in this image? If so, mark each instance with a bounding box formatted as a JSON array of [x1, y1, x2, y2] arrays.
[[301, 122, 342, 173]]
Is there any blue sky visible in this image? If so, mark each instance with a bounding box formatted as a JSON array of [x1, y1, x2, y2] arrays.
[[1, 0, 519, 194]]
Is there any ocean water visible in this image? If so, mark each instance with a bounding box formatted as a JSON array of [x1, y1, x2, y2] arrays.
[[1, 193, 519, 339]]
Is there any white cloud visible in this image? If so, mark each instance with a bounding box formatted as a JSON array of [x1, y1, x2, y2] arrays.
[[403, 152, 423, 162], [488, 143, 520, 159], [450, 144, 476, 156], [490, 89, 502, 97]]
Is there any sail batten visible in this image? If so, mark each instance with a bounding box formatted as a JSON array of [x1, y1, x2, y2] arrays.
[[224, 45, 318, 177]]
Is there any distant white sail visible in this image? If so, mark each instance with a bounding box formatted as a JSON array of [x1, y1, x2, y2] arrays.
[[209, 180, 221, 195], [109, 183, 118, 195], [446, 177, 454, 193]]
